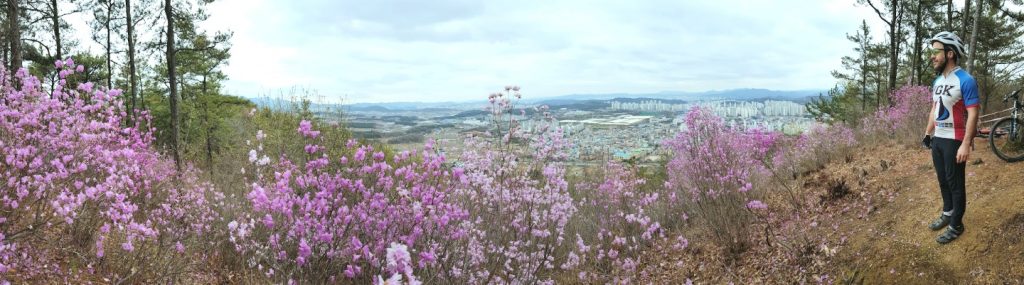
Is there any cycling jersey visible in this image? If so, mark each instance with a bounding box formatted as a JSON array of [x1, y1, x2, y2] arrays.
[[931, 67, 979, 141]]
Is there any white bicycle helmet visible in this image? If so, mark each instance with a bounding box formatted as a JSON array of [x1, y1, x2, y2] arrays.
[[928, 31, 967, 58]]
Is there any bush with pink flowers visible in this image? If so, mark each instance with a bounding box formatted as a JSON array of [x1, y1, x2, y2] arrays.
[[441, 87, 577, 284], [226, 118, 467, 283], [661, 106, 780, 256], [0, 56, 938, 283], [0, 61, 219, 283], [861, 85, 932, 143], [568, 162, 664, 283]]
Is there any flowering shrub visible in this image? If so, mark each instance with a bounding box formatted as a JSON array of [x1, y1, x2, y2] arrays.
[[0, 60, 218, 283], [229, 119, 467, 283], [663, 106, 780, 255], [375, 242, 421, 285], [445, 86, 577, 284], [1, 68, 901, 284], [777, 123, 858, 177], [569, 162, 664, 283], [861, 86, 932, 141]]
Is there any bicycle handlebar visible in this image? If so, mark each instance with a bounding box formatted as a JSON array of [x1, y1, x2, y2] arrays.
[[1004, 89, 1021, 103]]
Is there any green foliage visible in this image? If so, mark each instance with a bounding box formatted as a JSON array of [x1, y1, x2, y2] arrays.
[[806, 84, 866, 125], [828, 0, 1024, 127], [832, 20, 883, 117], [968, 4, 1024, 111], [26, 53, 109, 90], [144, 89, 371, 192], [68, 53, 109, 86]]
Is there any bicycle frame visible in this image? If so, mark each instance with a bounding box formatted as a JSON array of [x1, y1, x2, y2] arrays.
[[1007, 91, 1021, 137], [987, 89, 1024, 162], [1001, 89, 1021, 130], [980, 90, 1021, 135]]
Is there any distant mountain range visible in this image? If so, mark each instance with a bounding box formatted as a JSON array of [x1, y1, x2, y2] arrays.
[[248, 88, 826, 112], [529, 88, 822, 103]]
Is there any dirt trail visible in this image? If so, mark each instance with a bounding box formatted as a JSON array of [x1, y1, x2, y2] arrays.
[[829, 139, 1024, 284], [641, 139, 1024, 284]]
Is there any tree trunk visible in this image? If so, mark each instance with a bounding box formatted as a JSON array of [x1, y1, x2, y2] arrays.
[[126, 0, 139, 124], [946, 0, 953, 30], [861, 44, 868, 112], [7, 0, 21, 72], [201, 74, 214, 176], [866, 0, 903, 103], [967, 0, 981, 72], [876, 79, 882, 108], [50, 0, 60, 61], [912, 0, 924, 85], [861, 71, 868, 111], [962, 0, 972, 37], [887, 1, 900, 102], [105, 2, 112, 91], [2, 32, 7, 66], [1, 19, 6, 65], [982, 70, 990, 113], [165, 0, 181, 171]]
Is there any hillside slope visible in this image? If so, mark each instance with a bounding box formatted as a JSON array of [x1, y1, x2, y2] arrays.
[[830, 139, 1024, 283], [643, 138, 1024, 284]]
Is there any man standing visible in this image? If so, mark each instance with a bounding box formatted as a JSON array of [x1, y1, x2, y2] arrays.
[[921, 31, 979, 244]]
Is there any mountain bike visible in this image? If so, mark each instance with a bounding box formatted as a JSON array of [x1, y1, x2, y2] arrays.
[[987, 89, 1024, 162]]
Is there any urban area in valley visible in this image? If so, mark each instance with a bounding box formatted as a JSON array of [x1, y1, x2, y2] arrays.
[[311, 91, 819, 164]]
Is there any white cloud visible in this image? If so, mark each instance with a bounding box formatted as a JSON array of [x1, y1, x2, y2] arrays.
[[193, 0, 885, 103]]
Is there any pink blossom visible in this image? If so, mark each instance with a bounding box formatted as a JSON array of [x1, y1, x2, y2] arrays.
[[297, 239, 311, 265], [0, 63, 219, 280], [297, 120, 320, 138], [746, 200, 768, 210], [385, 242, 411, 275]]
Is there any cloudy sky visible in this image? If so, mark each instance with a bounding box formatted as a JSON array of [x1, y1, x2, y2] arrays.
[[196, 0, 884, 103]]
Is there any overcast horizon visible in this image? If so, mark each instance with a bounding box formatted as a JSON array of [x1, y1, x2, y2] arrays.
[[186, 1, 886, 104]]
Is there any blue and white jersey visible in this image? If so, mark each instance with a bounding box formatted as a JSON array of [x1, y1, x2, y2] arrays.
[[932, 67, 980, 141]]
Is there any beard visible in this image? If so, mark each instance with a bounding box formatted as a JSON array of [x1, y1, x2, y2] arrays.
[[933, 56, 948, 75]]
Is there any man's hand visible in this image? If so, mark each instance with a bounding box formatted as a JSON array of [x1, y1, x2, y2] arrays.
[[956, 144, 971, 163], [922, 135, 932, 149]]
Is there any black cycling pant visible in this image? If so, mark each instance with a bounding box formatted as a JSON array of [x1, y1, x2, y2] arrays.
[[931, 137, 967, 228]]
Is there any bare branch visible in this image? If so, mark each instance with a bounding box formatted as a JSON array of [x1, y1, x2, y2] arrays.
[[998, 6, 1024, 21], [865, 0, 894, 27]]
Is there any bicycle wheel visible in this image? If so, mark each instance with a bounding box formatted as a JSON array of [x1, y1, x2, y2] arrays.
[[989, 117, 1024, 162]]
